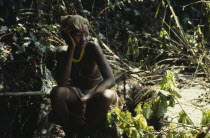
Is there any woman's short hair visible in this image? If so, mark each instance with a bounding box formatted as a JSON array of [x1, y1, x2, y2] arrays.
[[60, 15, 90, 33]]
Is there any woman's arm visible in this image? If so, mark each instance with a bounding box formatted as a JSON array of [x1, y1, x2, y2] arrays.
[[82, 42, 115, 100], [55, 33, 76, 86]]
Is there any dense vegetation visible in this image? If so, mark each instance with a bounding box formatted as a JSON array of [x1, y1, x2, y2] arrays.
[[0, 0, 209, 137]]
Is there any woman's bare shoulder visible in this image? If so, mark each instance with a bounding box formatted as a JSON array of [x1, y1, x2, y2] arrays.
[[87, 41, 101, 51], [87, 41, 99, 46]]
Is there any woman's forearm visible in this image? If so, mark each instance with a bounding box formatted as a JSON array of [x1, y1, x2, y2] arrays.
[[56, 46, 75, 86], [83, 78, 115, 100]]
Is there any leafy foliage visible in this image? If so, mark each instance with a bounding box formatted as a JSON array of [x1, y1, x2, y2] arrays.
[[201, 110, 210, 126], [107, 70, 184, 137], [126, 36, 139, 61], [145, 71, 181, 118], [178, 110, 193, 125], [160, 70, 181, 98], [107, 105, 156, 138]]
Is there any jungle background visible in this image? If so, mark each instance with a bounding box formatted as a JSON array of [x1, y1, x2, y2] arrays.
[[0, 0, 210, 137]]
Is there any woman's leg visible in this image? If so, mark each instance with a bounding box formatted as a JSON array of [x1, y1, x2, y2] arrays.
[[85, 89, 117, 129], [50, 86, 81, 137]]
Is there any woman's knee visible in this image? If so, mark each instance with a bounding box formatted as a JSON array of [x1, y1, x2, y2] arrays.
[[50, 86, 79, 105], [100, 89, 116, 104], [50, 86, 70, 102]]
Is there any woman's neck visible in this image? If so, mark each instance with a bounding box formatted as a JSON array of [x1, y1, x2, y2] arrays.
[[72, 46, 85, 63], [74, 47, 83, 59]]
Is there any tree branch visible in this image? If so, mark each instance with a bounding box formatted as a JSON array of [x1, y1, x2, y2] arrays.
[[0, 91, 48, 96]]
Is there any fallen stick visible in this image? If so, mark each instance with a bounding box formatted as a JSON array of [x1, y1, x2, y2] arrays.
[[0, 91, 49, 96]]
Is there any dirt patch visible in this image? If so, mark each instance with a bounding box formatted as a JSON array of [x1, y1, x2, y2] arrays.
[[165, 77, 210, 127]]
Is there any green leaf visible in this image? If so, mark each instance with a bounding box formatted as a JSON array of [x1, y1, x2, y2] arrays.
[[158, 89, 171, 96], [201, 110, 210, 125], [142, 103, 153, 119], [171, 89, 182, 98], [134, 114, 148, 130], [0, 55, 7, 61], [155, 2, 161, 18], [134, 114, 141, 121], [167, 131, 174, 138], [134, 10, 140, 16], [14, 43, 25, 53], [160, 70, 177, 88], [169, 96, 176, 107], [178, 110, 192, 125], [157, 96, 168, 118], [140, 115, 148, 129], [130, 127, 139, 138], [114, 107, 121, 116], [23, 41, 31, 47], [125, 8, 131, 12], [134, 103, 143, 114]]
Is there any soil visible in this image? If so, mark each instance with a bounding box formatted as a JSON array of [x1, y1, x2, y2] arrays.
[[162, 75, 210, 133]]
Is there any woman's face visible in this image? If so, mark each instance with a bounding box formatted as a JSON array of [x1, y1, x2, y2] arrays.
[[71, 25, 89, 48]]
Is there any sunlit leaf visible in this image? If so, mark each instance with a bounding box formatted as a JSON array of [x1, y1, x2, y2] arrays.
[[201, 110, 210, 125], [139, 116, 148, 129], [178, 110, 192, 125], [134, 103, 143, 115], [169, 96, 176, 107], [157, 96, 168, 118], [114, 107, 121, 116], [0, 55, 7, 61], [142, 103, 153, 119], [171, 89, 182, 98], [158, 89, 170, 96]]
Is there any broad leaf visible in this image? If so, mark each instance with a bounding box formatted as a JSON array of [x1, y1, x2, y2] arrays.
[[157, 96, 168, 118]]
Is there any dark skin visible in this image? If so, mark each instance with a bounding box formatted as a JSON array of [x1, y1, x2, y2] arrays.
[[50, 25, 117, 137]]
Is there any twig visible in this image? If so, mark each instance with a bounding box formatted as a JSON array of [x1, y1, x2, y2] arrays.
[[182, 1, 210, 10], [203, 126, 210, 137], [91, 1, 122, 25], [0, 60, 27, 63], [160, 120, 202, 130], [192, 53, 205, 82], [166, 0, 189, 47], [156, 58, 188, 65], [102, 42, 133, 70], [160, 126, 184, 134], [175, 97, 198, 128], [0, 91, 49, 96], [105, 0, 108, 45], [91, 0, 96, 15], [51, 34, 66, 45], [169, 65, 197, 69], [0, 32, 12, 40], [166, 0, 199, 63], [161, 19, 186, 46]]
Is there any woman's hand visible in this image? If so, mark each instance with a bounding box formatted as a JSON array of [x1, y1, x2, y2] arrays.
[[80, 94, 92, 121], [81, 94, 91, 102], [63, 30, 76, 48], [67, 31, 76, 48]]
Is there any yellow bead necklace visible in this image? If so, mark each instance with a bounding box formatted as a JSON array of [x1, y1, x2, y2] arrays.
[[72, 48, 85, 63]]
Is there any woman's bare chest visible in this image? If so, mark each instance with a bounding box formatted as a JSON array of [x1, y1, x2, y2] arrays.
[[71, 53, 99, 78]]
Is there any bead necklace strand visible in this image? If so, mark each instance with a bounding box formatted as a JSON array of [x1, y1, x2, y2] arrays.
[[72, 48, 85, 63]]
